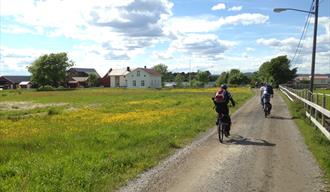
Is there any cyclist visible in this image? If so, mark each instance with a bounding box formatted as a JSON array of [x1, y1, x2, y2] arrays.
[[212, 84, 236, 136], [260, 82, 274, 112]]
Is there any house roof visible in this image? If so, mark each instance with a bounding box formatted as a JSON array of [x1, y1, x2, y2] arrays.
[[19, 81, 31, 85], [109, 69, 130, 76], [313, 76, 329, 80], [139, 68, 161, 76], [69, 68, 100, 77], [1, 76, 31, 83]]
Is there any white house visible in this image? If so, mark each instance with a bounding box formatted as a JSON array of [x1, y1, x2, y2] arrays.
[[107, 67, 131, 88], [126, 67, 161, 88], [19, 81, 32, 89]]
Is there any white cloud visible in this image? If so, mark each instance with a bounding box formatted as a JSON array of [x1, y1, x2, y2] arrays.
[[220, 13, 269, 26], [256, 37, 299, 47], [0, 46, 50, 75], [246, 47, 255, 52], [168, 13, 269, 33], [0, 25, 37, 35], [212, 3, 226, 11], [228, 6, 243, 11], [0, 0, 174, 60], [167, 34, 236, 60], [256, 17, 330, 73]]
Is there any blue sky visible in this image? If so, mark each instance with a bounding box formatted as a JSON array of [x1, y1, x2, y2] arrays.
[[0, 0, 329, 76]]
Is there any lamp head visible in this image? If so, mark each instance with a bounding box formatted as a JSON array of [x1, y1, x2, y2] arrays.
[[273, 8, 287, 13]]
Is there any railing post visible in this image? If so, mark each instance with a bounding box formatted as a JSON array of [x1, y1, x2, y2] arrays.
[[315, 94, 319, 120], [322, 94, 326, 126], [309, 92, 313, 123]]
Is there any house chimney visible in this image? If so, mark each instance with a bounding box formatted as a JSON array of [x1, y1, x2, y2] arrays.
[[144, 66, 146, 69], [127, 67, 130, 71]]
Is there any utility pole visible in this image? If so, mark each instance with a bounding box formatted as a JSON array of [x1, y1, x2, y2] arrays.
[[310, 0, 319, 92], [274, 0, 319, 92]]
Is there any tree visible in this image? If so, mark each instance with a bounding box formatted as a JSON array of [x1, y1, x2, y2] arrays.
[[175, 73, 185, 87], [250, 72, 261, 85], [153, 64, 171, 83], [28, 53, 74, 87], [88, 73, 99, 87], [153, 64, 168, 75], [216, 72, 229, 86], [195, 70, 210, 86], [227, 69, 249, 85], [259, 55, 297, 86]]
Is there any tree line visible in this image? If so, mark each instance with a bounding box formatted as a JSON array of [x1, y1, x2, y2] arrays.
[[153, 55, 297, 88], [28, 53, 297, 88]]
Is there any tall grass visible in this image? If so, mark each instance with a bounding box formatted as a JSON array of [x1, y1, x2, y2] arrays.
[[0, 88, 252, 191]]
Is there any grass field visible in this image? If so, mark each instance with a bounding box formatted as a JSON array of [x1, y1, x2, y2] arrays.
[[316, 89, 330, 94], [0, 88, 253, 192], [280, 91, 330, 186], [314, 89, 330, 110]]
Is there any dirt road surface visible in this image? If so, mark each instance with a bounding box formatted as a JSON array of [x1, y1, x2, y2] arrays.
[[119, 92, 329, 192]]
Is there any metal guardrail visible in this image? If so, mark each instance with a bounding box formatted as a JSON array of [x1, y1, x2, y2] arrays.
[[279, 85, 330, 140]]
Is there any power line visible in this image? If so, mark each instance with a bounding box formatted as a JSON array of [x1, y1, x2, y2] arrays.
[[290, 0, 315, 66]]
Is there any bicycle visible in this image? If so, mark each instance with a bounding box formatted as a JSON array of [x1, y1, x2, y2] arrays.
[[216, 113, 230, 143], [262, 94, 272, 118], [212, 97, 232, 143], [263, 102, 271, 118]]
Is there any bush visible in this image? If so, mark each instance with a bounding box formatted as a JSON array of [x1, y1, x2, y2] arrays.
[[48, 108, 62, 115], [37, 85, 55, 92]]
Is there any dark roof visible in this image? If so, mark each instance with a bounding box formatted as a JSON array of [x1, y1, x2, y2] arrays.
[[69, 68, 100, 77], [139, 68, 161, 76], [1, 76, 31, 83]]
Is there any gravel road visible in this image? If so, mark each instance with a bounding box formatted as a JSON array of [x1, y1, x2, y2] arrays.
[[119, 92, 329, 192]]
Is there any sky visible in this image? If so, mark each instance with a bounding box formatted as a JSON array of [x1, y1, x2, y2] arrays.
[[0, 0, 329, 77]]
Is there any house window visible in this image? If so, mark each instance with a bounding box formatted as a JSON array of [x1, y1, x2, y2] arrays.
[[137, 71, 140, 77], [133, 80, 136, 86], [141, 80, 145, 87], [144, 75, 146, 77]]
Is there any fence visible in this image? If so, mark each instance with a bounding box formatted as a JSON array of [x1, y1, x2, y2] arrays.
[[279, 85, 330, 140]]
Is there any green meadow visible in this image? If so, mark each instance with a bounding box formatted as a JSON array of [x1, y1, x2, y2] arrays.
[[0, 88, 253, 192]]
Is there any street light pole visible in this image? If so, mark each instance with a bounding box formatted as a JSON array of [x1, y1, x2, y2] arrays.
[[273, 0, 319, 92], [310, 0, 319, 92]]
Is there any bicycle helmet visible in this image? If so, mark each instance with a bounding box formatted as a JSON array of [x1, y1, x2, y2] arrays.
[[221, 84, 228, 89]]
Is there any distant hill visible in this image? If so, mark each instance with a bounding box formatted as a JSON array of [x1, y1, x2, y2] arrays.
[[243, 72, 254, 78], [296, 73, 330, 77]]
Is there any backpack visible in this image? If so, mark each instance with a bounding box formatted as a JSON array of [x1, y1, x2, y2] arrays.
[[266, 85, 273, 94], [215, 90, 226, 103]]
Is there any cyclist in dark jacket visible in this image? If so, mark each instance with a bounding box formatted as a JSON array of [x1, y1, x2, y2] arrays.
[[212, 84, 236, 136], [260, 83, 274, 112]]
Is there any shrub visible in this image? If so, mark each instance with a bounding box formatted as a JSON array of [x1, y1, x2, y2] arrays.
[[48, 107, 62, 115], [37, 85, 55, 91]]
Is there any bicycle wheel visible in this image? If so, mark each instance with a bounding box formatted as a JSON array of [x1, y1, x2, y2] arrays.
[[264, 103, 270, 118], [218, 122, 224, 143]]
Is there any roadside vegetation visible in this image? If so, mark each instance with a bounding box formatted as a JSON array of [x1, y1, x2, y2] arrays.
[[0, 87, 253, 191], [280, 92, 330, 185]]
